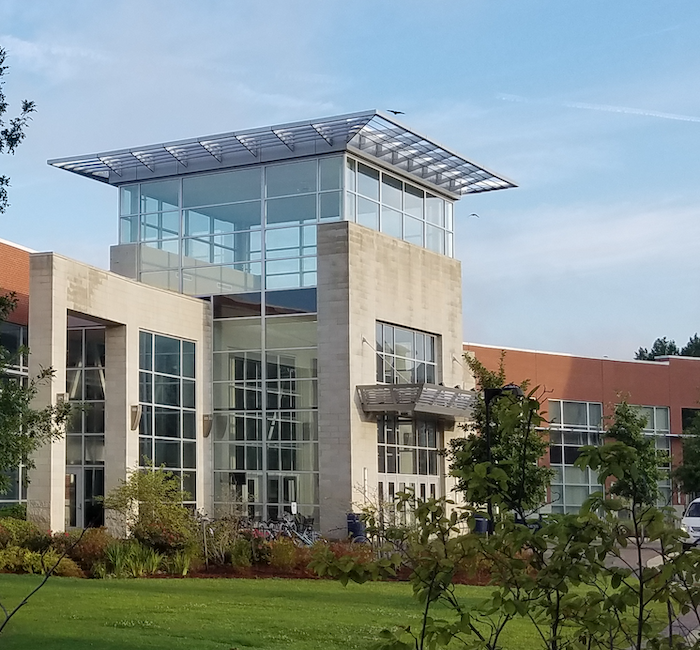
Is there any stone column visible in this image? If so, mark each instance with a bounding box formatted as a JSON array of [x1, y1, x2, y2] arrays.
[[26, 253, 68, 532]]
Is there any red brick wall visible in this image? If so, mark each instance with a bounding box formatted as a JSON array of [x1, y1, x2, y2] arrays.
[[465, 343, 700, 506], [0, 240, 30, 325]]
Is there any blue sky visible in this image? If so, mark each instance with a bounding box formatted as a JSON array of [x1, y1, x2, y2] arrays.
[[1, 1, 699, 359]]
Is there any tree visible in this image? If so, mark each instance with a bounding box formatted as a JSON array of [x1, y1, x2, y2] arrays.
[[681, 333, 700, 357], [635, 337, 680, 361], [673, 412, 700, 498], [0, 293, 70, 494], [448, 353, 553, 520], [595, 401, 663, 507], [0, 46, 36, 214]]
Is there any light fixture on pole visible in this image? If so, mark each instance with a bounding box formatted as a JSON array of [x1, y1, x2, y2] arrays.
[[483, 383, 524, 534]]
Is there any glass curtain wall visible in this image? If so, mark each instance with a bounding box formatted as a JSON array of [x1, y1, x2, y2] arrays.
[[549, 400, 603, 514], [0, 322, 28, 507], [375, 323, 442, 504], [119, 156, 343, 296], [345, 158, 455, 256], [119, 154, 456, 298], [65, 328, 106, 527], [138, 331, 197, 503], [212, 294, 319, 523]]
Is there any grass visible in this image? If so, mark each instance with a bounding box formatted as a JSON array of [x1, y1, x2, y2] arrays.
[[0, 575, 542, 649]]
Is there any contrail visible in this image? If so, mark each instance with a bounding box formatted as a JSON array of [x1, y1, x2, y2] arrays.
[[498, 93, 700, 124], [563, 101, 700, 124]]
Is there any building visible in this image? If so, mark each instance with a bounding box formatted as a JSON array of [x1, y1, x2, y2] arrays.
[[3, 110, 517, 534], [465, 343, 700, 515], [0, 238, 32, 507]]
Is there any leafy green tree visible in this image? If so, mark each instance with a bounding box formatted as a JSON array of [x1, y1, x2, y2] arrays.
[[0, 46, 36, 214], [673, 413, 700, 498], [0, 293, 70, 493], [635, 337, 680, 361], [681, 333, 700, 357], [593, 401, 662, 507], [449, 353, 553, 520]]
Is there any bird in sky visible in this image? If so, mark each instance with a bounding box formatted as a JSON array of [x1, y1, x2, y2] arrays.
[[387, 110, 404, 115], [469, 213, 480, 218]]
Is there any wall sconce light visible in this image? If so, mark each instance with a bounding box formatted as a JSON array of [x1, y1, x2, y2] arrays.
[[130, 404, 142, 431], [202, 414, 213, 438], [55, 392, 69, 404]]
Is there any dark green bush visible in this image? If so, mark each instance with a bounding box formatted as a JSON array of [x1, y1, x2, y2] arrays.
[[229, 538, 252, 568], [0, 503, 26, 520], [1, 518, 51, 552]]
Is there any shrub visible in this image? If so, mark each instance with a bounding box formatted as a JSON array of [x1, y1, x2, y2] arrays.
[[165, 549, 194, 576], [0, 523, 11, 548], [1, 518, 51, 552], [104, 467, 198, 555], [0, 503, 26, 520], [0, 545, 83, 577], [52, 527, 114, 575], [203, 516, 244, 565], [268, 538, 298, 571], [229, 538, 252, 568], [105, 540, 163, 578]]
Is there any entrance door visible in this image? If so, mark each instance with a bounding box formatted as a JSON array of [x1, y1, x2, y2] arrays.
[[64, 470, 83, 529]]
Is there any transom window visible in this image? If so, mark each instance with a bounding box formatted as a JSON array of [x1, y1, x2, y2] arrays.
[[376, 322, 437, 384]]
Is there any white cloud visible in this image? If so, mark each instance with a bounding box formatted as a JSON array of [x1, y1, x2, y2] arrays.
[[0, 34, 108, 83]]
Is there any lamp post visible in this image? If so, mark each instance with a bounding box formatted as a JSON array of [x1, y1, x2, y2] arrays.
[[483, 383, 525, 534]]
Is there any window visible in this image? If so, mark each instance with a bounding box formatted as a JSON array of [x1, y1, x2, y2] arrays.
[[139, 331, 197, 502], [345, 157, 455, 256], [549, 400, 603, 514], [635, 405, 672, 506], [376, 322, 437, 384]]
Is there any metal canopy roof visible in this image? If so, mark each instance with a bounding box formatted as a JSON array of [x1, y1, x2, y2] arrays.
[[48, 110, 516, 197], [357, 383, 477, 419]]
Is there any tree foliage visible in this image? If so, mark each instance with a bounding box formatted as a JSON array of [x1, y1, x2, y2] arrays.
[[0, 293, 70, 494], [315, 432, 700, 650], [583, 401, 663, 507], [635, 334, 700, 360], [103, 466, 198, 553], [673, 413, 700, 498], [0, 46, 36, 214], [449, 353, 553, 519]]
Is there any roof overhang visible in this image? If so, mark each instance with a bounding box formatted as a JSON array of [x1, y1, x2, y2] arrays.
[[357, 383, 477, 419], [48, 110, 516, 198]]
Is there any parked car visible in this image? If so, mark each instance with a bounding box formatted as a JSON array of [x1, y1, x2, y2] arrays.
[[680, 497, 700, 549]]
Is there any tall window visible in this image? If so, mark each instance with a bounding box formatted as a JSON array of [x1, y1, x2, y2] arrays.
[[635, 405, 672, 506], [0, 322, 28, 507], [212, 312, 319, 521], [66, 328, 106, 526], [549, 400, 603, 514], [138, 331, 197, 503], [376, 322, 437, 384]]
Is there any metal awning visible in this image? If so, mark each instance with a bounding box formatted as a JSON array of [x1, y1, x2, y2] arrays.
[[48, 110, 516, 198], [357, 383, 477, 419]]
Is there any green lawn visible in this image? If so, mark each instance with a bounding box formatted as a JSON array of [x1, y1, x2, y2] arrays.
[[0, 575, 542, 649]]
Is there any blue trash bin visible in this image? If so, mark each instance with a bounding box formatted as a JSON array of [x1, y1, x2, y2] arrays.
[[473, 514, 488, 534], [347, 512, 366, 539]]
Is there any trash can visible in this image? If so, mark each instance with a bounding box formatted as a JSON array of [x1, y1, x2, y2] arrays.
[[347, 512, 366, 539], [473, 514, 488, 534]]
